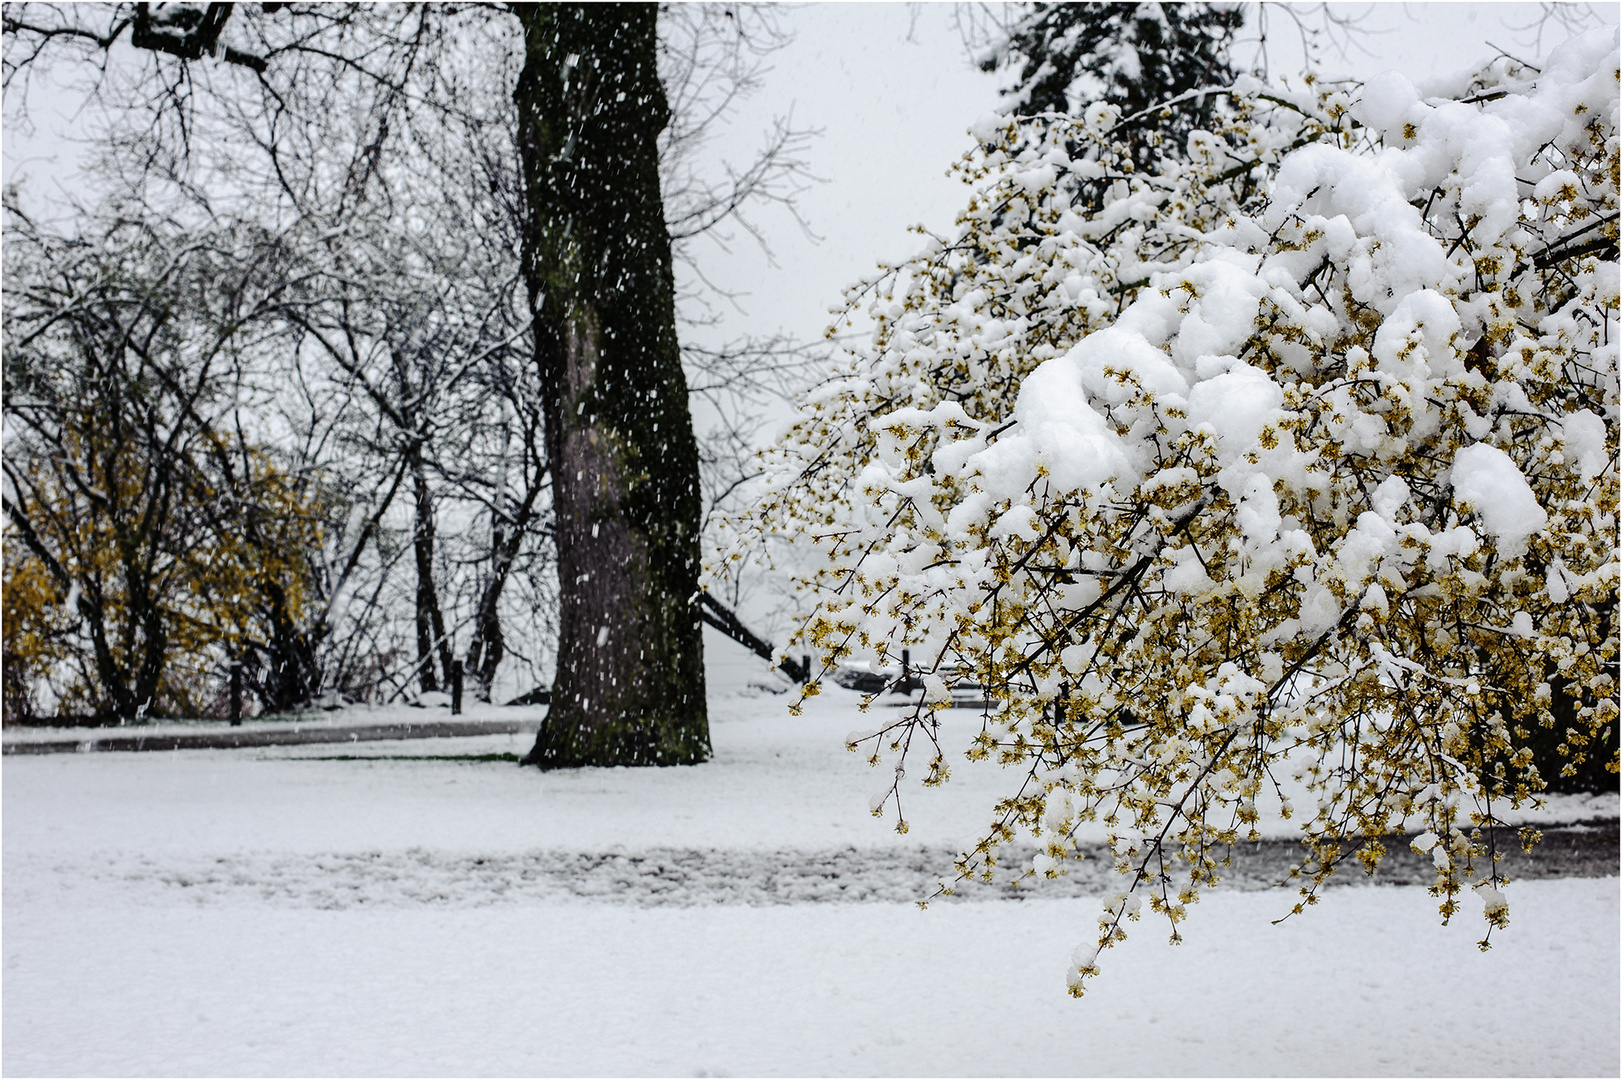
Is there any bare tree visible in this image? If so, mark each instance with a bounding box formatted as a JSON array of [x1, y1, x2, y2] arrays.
[[2, 203, 311, 720], [3, 3, 821, 740]]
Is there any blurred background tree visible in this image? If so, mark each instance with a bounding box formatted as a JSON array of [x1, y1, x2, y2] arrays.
[[2, 207, 324, 722]]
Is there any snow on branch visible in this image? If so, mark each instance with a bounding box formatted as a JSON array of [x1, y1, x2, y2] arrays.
[[720, 28, 1620, 996]]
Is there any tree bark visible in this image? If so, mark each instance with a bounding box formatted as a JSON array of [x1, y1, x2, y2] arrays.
[[465, 482, 538, 701], [409, 445, 451, 695], [464, 521, 506, 702], [253, 579, 323, 711], [513, 4, 709, 767]]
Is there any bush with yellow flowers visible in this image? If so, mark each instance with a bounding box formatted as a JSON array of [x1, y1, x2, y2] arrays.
[[724, 29, 1618, 995]]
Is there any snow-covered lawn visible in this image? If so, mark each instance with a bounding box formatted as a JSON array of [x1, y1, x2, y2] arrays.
[[7, 881, 1615, 1077], [5, 636, 1618, 1076]]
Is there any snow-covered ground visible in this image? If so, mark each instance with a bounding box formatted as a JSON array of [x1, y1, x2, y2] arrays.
[[4, 631, 1618, 1076], [0, 699, 546, 746]]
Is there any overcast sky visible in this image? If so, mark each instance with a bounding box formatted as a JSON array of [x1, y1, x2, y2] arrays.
[[5, 3, 1617, 363], [679, 2, 1619, 360]]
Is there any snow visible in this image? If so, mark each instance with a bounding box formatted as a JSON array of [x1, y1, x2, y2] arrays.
[[1563, 409, 1611, 482], [1450, 442, 1549, 556], [3, 12, 1616, 1074], [6, 883, 1616, 1077], [4, 639, 1617, 1075], [0, 700, 547, 746]]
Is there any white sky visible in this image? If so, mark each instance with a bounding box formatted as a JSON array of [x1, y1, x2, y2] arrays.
[[679, 1, 1619, 359], [4, 3, 1616, 365]]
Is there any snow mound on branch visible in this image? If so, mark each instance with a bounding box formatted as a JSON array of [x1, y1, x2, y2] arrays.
[[1450, 443, 1548, 556]]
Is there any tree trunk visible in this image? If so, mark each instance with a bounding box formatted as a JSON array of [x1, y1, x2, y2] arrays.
[[465, 507, 528, 700], [464, 573, 505, 702], [513, 3, 709, 767], [409, 447, 451, 695], [254, 579, 324, 712]]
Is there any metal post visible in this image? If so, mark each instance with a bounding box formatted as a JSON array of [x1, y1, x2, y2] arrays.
[[899, 649, 911, 695], [451, 660, 464, 716], [229, 662, 242, 727]]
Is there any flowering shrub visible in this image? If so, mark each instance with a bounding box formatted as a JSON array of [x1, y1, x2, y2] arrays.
[[723, 30, 1618, 994]]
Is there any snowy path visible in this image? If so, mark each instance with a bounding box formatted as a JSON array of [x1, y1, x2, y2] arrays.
[[0, 701, 546, 752], [10, 824, 1615, 912], [0, 716, 540, 754]]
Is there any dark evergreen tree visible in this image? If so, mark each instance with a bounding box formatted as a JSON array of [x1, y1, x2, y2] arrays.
[[982, 2, 1243, 168]]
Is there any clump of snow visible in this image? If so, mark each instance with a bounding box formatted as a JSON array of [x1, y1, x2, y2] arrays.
[[1450, 442, 1548, 556], [968, 112, 1006, 144], [1561, 409, 1610, 482]]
